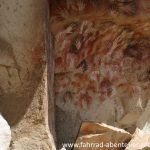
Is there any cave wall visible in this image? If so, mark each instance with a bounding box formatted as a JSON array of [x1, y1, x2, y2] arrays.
[[50, 0, 150, 148], [0, 0, 55, 149]]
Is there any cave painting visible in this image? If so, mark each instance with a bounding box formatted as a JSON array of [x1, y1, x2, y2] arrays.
[[50, 0, 150, 146]]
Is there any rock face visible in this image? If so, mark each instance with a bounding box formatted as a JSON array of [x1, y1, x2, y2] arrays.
[[137, 100, 150, 130], [124, 100, 150, 150], [73, 122, 132, 150], [50, 0, 150, 147], [0, 114, 11, 150], [0, 0, 55, 149], [0, 0, 150, 149], [125, 128, 150, 150]]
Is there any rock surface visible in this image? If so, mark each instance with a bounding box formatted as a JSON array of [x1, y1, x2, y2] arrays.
[[124, 100, 150, 150], [137, 100, 150, 130], [125, 100, 150, 150], [116, 112, 141, 133], [0, 114, 11, 150], [73, 122, 132, 150], [0, 0, 55, 149], [125, 128, 150, 150], [50, 0, 150, 147]]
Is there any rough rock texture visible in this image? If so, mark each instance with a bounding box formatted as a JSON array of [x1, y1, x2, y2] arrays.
[[124, 100, 150, 150], [0, 0, 55, 149], [125, 128, 150, 150], [137, 100, 150, 130], [50, 0, 150, 147], [0, 114, 11, 150], [73, 122, 132, 150]]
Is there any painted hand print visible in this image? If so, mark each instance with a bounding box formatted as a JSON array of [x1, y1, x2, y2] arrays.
[[50, 0, 150, 147]]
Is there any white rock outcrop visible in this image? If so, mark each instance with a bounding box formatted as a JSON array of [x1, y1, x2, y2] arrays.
[[0, 114, 11, 150]]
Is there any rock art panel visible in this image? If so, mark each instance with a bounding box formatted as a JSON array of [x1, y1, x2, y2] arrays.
[[50, 0, 150, 147]]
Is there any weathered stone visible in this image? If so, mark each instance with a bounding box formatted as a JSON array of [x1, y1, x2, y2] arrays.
[[0, 0, 55, 149], [137, 100, 150, 130], [51, 0, 150, 147], [125, 128, 150, 150], [0, 114, 11, 150], [117, 112, 141, 133], [73, 122, 132, 150], [124, 100, 150, 150]]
